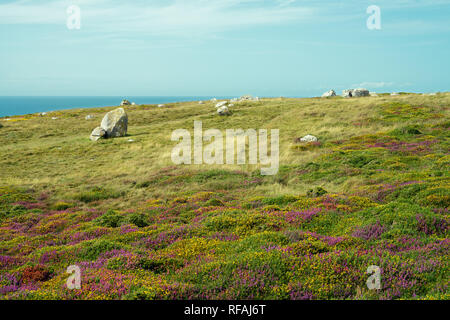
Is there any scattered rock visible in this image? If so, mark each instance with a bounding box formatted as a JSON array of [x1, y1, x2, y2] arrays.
[[217, 106, 231, 116], [352, 88, 370, 97], [39, 112, 48, 116], [342, 88, 370, 98], [120, 99, 131, 106], [90, 127, 106, 142], [100, 108, 128, 138], [51, 117, 58, 120], [342, 90, 353, 98], [131, 102, 136, 106], [128, 139, 135, 142], [240, 95, 254, 101], [300, 135, 318, 143], [211, 98, 217, 102], [85, 115, 94, 120], [322, 90, 336, 98], [215, 101, 228, 109], [391, 92, 400, 96], [199, 101, 204, 105], [369, 92, 378, 97], [158, 104, 165, 108]]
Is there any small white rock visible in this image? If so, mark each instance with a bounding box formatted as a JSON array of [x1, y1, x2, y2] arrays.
[[300, 135, 318, 143], [158, 104, 165, 108], [217, 106, 231, 116], [215, 101, 228, 109]]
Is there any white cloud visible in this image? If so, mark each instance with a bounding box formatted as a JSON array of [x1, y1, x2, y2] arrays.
[[0, 0, 315, 37], [351, 82, 395, 89]]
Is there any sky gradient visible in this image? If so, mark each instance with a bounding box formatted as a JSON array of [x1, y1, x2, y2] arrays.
[[1, 0, 449, 97]]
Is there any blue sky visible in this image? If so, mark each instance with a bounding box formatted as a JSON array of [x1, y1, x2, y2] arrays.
[[0, 0, 449, 97]]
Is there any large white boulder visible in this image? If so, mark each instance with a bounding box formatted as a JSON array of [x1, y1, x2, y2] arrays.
[[100, 108, 128, 138]]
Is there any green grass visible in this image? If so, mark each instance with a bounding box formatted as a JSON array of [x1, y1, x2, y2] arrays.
[[0, 93, 448, 300]]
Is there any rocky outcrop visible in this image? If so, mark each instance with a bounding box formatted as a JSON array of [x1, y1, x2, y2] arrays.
[[322, 90, 336, 97], [342, 88, 370, 98], [353, 89, 370, 97]]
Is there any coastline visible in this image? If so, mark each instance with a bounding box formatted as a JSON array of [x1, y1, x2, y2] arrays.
[[0, 96, 236, 118]]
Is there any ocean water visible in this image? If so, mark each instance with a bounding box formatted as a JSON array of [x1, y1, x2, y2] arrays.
[[0, 96, 234, 117]]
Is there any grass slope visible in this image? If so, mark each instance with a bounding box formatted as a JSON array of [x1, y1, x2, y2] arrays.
[[0, 93, 449, 300]]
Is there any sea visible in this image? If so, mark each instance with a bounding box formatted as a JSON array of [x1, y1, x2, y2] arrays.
[[0, 96, 235, 117]]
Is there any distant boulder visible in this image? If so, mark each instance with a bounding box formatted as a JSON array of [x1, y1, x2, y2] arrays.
[[391, 92, 400, 96], [300, 135, 318, 143], [211, 98, 217, 102], [369, 92, 378, 97], [90, 127, 106, 142], [120, 99, 131, 106], [158, 104, 165, 108], [342, 89, 353, 98], [217, 106, 231, 116], [240, 95, 253, 101], [342, 88, 369, 98], [100, 108, 128, 138], [199, 101, 204, 105], [322, 90, 336, 98], [85, 115, 94, 120], [215, 101, 228, 109], [353, 88, 370, 97]]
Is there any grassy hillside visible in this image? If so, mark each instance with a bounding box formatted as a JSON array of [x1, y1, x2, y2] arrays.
[[0, 93, 449, 300]]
